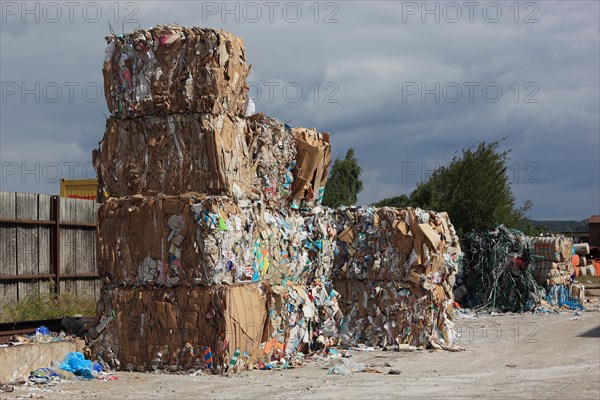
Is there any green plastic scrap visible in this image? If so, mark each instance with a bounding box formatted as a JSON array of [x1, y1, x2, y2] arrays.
[[462, 225, 543, 312]]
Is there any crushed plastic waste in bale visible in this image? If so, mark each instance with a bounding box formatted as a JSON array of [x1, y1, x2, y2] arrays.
[[462, 226, 582, 313]]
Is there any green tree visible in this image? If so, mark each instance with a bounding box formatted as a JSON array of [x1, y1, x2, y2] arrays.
[[374, 140, 532, 236], [322, 148, 363, 208], [373, 194, 410, 208]]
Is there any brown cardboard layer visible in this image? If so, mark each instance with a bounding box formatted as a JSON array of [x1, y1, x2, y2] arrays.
[[332, 207, 461, 290], [89, 283, 266, 372], [93, 114, 298, 205], [290, 128, 331, 208], [94, 113, 251, 199], [96, 194, 335, 287], [103, 25, 250, 117], [534, 260, 574, 286], [333, 279, 456, 348]]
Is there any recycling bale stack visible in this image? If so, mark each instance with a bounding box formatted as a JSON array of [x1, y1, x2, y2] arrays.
[[331, 207, 462, 349], [462, 227, 583, 313], [90, 24, 464, 373], [89, 24, 336, 372], [531, 236, 574, 286]]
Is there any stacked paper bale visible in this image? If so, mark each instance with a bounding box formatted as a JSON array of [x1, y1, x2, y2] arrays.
[[90, 24, 463, 372], [532, 236, 574, 287], [331, 207, 461, 349], [90, 25, 335, 372], [102, 25, 249, 117]]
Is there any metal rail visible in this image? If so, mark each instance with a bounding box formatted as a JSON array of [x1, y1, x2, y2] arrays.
[[0, 318, 64, 343]]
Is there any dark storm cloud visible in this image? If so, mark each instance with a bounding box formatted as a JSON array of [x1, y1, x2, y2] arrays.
[[1, 0, 598, 220]]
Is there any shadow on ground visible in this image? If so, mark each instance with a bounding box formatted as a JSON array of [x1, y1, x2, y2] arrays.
[[577, 325, 600, 338]]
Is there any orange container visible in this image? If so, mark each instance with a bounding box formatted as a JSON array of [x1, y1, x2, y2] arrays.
[[571, 255, 580, 268], [595, 260, 600, 277], [574, 266, 580, 278]]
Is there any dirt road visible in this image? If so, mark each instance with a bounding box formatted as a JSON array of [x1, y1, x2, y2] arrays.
[[4, 310, 599, 400]]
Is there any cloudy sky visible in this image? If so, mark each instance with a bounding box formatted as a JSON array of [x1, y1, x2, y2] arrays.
[[1, 0, 598, 220]]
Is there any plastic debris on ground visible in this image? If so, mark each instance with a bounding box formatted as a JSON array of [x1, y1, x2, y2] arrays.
[[25, 352, 106, 386], [0, 325, 76, 348]]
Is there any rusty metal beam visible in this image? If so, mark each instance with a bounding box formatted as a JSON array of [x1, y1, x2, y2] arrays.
[[0, 273, 99, 281], [0, 217, 95, 228], [0, 217, 55, 226]]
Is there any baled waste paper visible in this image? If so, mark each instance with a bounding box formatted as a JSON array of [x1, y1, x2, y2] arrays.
[[97, 194, 335, 287], [91, 23, 464, 373], [330, 206, 461, 348], [89, 284, 266, 372], [103, 25, 250, 118]]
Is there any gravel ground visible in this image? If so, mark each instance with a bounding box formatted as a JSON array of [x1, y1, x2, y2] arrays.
[[3, 308, 599, 400]]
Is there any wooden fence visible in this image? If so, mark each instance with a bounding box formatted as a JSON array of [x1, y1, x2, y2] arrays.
[[0, 192, 100, 304]]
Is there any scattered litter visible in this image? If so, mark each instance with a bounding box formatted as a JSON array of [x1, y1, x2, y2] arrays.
[[326, 358, 365, 375], [0, 382, 14, 392]]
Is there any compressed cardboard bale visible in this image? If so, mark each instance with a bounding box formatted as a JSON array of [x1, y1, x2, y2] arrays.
[[94, 113, 251, 199], [260, 281, 342, 362], [333, 279, 456, 348], [245, 115, 297, 209], [89, 283, 266, 372], [290, 128, 331, 209], [332, 206, 461, 295], [97, 194, 335, 287], [103, 25, 250, 117], [93, 114, 298, 204]]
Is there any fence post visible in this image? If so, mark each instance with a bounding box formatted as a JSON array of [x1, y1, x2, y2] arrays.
[[50, 195, 61, 294]]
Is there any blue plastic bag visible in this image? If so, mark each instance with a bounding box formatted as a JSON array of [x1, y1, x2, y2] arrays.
[[35, 326, 50, 335], [60, 352, 93, 379]]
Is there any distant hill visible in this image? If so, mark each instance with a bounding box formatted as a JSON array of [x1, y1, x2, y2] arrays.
[[528, 219, 588, 232]]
